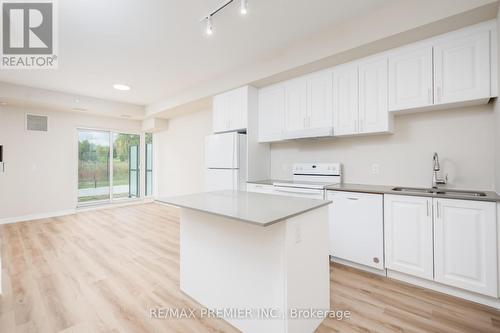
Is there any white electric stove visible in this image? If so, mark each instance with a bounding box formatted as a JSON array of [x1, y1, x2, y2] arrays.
[[273, 163, 342, 199]]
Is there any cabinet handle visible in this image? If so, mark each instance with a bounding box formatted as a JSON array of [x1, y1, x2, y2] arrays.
[[436, 201, 440, 218], [346, 197, 359, 201], [426, 200, 430, 217], [437, 87, 441, 103]]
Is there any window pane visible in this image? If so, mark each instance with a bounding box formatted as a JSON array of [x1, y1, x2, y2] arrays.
[[146, 171, 153, 196], [113, 133, 140, 199], [78, 130, 110, 203]]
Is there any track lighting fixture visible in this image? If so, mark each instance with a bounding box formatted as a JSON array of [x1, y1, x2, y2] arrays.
[[201, 0, 249, 36]]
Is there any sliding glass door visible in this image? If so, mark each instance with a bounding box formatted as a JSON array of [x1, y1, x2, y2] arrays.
[[78, 129, 140, 204], [112, 133, 140, 199], [78, 130, 111, 203], [145, 133, 153, 196]]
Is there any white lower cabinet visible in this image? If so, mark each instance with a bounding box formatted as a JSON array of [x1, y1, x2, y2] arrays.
[[385, 194, 498, 297], [327, 191, 384, 270], [384, 195, 434, 280], [246, 183, 275, 194], [433, 198, 497, 297]]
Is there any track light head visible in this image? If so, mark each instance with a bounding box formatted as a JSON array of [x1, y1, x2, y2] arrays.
[[205, 16, 213, 35], [240, 0, 248, 15]]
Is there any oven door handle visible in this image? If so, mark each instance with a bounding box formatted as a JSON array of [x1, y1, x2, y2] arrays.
[[273, 187, 323, 196]]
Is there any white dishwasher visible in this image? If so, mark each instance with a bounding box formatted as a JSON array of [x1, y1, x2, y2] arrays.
[[327, 190, 384, 271]]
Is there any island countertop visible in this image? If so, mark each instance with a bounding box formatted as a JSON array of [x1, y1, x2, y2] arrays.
[[156, 190, 331, 227]]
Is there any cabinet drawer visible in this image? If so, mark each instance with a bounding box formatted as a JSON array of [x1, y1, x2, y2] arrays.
[[246, 183, 274, 194]]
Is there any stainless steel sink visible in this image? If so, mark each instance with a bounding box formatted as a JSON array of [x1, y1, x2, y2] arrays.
[[392, 187, 434, 193], [392, 187, 487, 197], [434, 189, 487, 197]]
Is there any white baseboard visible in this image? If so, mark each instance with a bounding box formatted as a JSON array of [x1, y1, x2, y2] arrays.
[[0, 198, 154, 225], [0, 209, 76, 225], [387, 269, 500, 310]]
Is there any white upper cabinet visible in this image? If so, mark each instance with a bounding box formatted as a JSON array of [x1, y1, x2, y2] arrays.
[[306, 70, 333, 130], [256, 21, 496, 141], [358, 56, 391, 134], [433, 198, 497, 297], [284, 78, 308, 135], [258, 84, 285, 142], [213, 86, 249, 133], [434, 29, 491, 104], [333, 63, 358, 136], [388, 44, 433, 111], [384, 195, 434, 280], [213, 94, 228, 133]]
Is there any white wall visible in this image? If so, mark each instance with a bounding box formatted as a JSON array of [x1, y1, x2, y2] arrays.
[[270, 105, 497, 190], [154, 109, 212, 198], [0, 106, 142, 221]]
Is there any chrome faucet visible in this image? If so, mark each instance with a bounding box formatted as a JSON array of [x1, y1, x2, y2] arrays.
[[432, 152, 448, 189]]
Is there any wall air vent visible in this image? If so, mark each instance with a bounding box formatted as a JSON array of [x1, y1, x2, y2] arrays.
[[26, 114, 48, 132]]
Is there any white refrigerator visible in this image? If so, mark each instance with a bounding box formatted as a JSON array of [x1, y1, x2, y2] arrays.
[[205, 132, 247, 191]]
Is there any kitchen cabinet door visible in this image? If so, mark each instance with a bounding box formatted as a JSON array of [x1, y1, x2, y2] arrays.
[[388, 45, 433, 111], [434, 198, 497, 297], [328, 191, 384, 270], [434, 29, 490, 104], [213, 87, 249, 133], [284, 79, 308, 134], [258, 85, 285, 142], [384, 195, 434, 280], [307, 70, 333, 129], [212, 94, 228, 133], [228, 87, 248, 131], [333, 64, 358, 135], [358, 56, 391, 134]]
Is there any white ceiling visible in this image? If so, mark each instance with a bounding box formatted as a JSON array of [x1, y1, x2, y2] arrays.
[[0, 0, 398, 107]]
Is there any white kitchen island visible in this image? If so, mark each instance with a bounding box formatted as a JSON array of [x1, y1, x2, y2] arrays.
[[157, 190, 332, 333]]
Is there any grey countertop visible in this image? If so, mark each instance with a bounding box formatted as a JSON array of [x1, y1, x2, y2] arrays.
[[156, 190, 331, 227], [247, 180, 500, 202]]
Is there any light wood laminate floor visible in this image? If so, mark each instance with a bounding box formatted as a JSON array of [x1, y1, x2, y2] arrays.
[[1, 203, 499, 333]]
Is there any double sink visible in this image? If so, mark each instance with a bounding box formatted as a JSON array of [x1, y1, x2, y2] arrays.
[[392, 187, 487, 197]]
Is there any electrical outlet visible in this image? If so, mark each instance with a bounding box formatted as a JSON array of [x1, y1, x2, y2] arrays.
[[371, 163, 380, 175]]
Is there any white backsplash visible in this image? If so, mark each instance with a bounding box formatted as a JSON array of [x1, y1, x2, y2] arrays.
[[270, 104, 496, 191]]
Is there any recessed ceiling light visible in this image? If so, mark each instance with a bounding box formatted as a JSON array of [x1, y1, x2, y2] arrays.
[[113, 84, 131, 91], [121, 114, 132, 118], [72, 107, 87, 112], [0, 102, 7, 106]]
